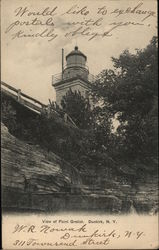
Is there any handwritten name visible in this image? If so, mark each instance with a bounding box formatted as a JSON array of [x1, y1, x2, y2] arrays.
[[12, 223, 87, 234]]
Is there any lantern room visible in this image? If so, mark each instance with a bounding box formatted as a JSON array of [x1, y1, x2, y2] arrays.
[[63, 46, 89, 80]]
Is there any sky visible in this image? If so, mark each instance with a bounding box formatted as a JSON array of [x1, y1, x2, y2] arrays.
[[1, 0, 157, 104]]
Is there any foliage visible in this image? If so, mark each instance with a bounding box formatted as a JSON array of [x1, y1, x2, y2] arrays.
[[60, 88, 92, 129], [91, 36, 158, 161]]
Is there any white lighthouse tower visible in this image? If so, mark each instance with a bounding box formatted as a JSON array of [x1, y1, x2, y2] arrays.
[[52, 46, 95, 106]]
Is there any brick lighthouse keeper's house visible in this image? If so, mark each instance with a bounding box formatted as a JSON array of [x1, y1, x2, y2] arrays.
[[52, 46, 95, 106]]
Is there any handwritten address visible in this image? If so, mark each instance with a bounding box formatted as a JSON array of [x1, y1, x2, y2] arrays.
[[3, 214, 158, 249], [12, 219, 145, 247], [4, 1, 156, 42]]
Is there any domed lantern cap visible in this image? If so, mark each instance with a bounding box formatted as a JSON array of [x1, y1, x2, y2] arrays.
[[66, 46, 87, 60]]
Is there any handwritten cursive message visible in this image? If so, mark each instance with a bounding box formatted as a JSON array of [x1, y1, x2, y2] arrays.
[[4, 1, 156, 42]]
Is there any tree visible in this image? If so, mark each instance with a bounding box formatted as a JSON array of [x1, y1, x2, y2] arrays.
[[60, 88, 92, 129], [91, 36, 158, 160]]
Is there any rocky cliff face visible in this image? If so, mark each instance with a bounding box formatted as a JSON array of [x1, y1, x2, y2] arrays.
[[2, 123, 158, 213], [1, 123, 82, 211]]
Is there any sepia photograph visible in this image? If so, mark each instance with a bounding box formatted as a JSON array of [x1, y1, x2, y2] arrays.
[[1, 0, 158, 249]]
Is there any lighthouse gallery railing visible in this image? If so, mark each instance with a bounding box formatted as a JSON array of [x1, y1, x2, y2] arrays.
[[52, 72, 96, 85]]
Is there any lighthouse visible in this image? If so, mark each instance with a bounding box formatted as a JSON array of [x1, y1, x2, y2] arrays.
[[52, 46, 95, 106]]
